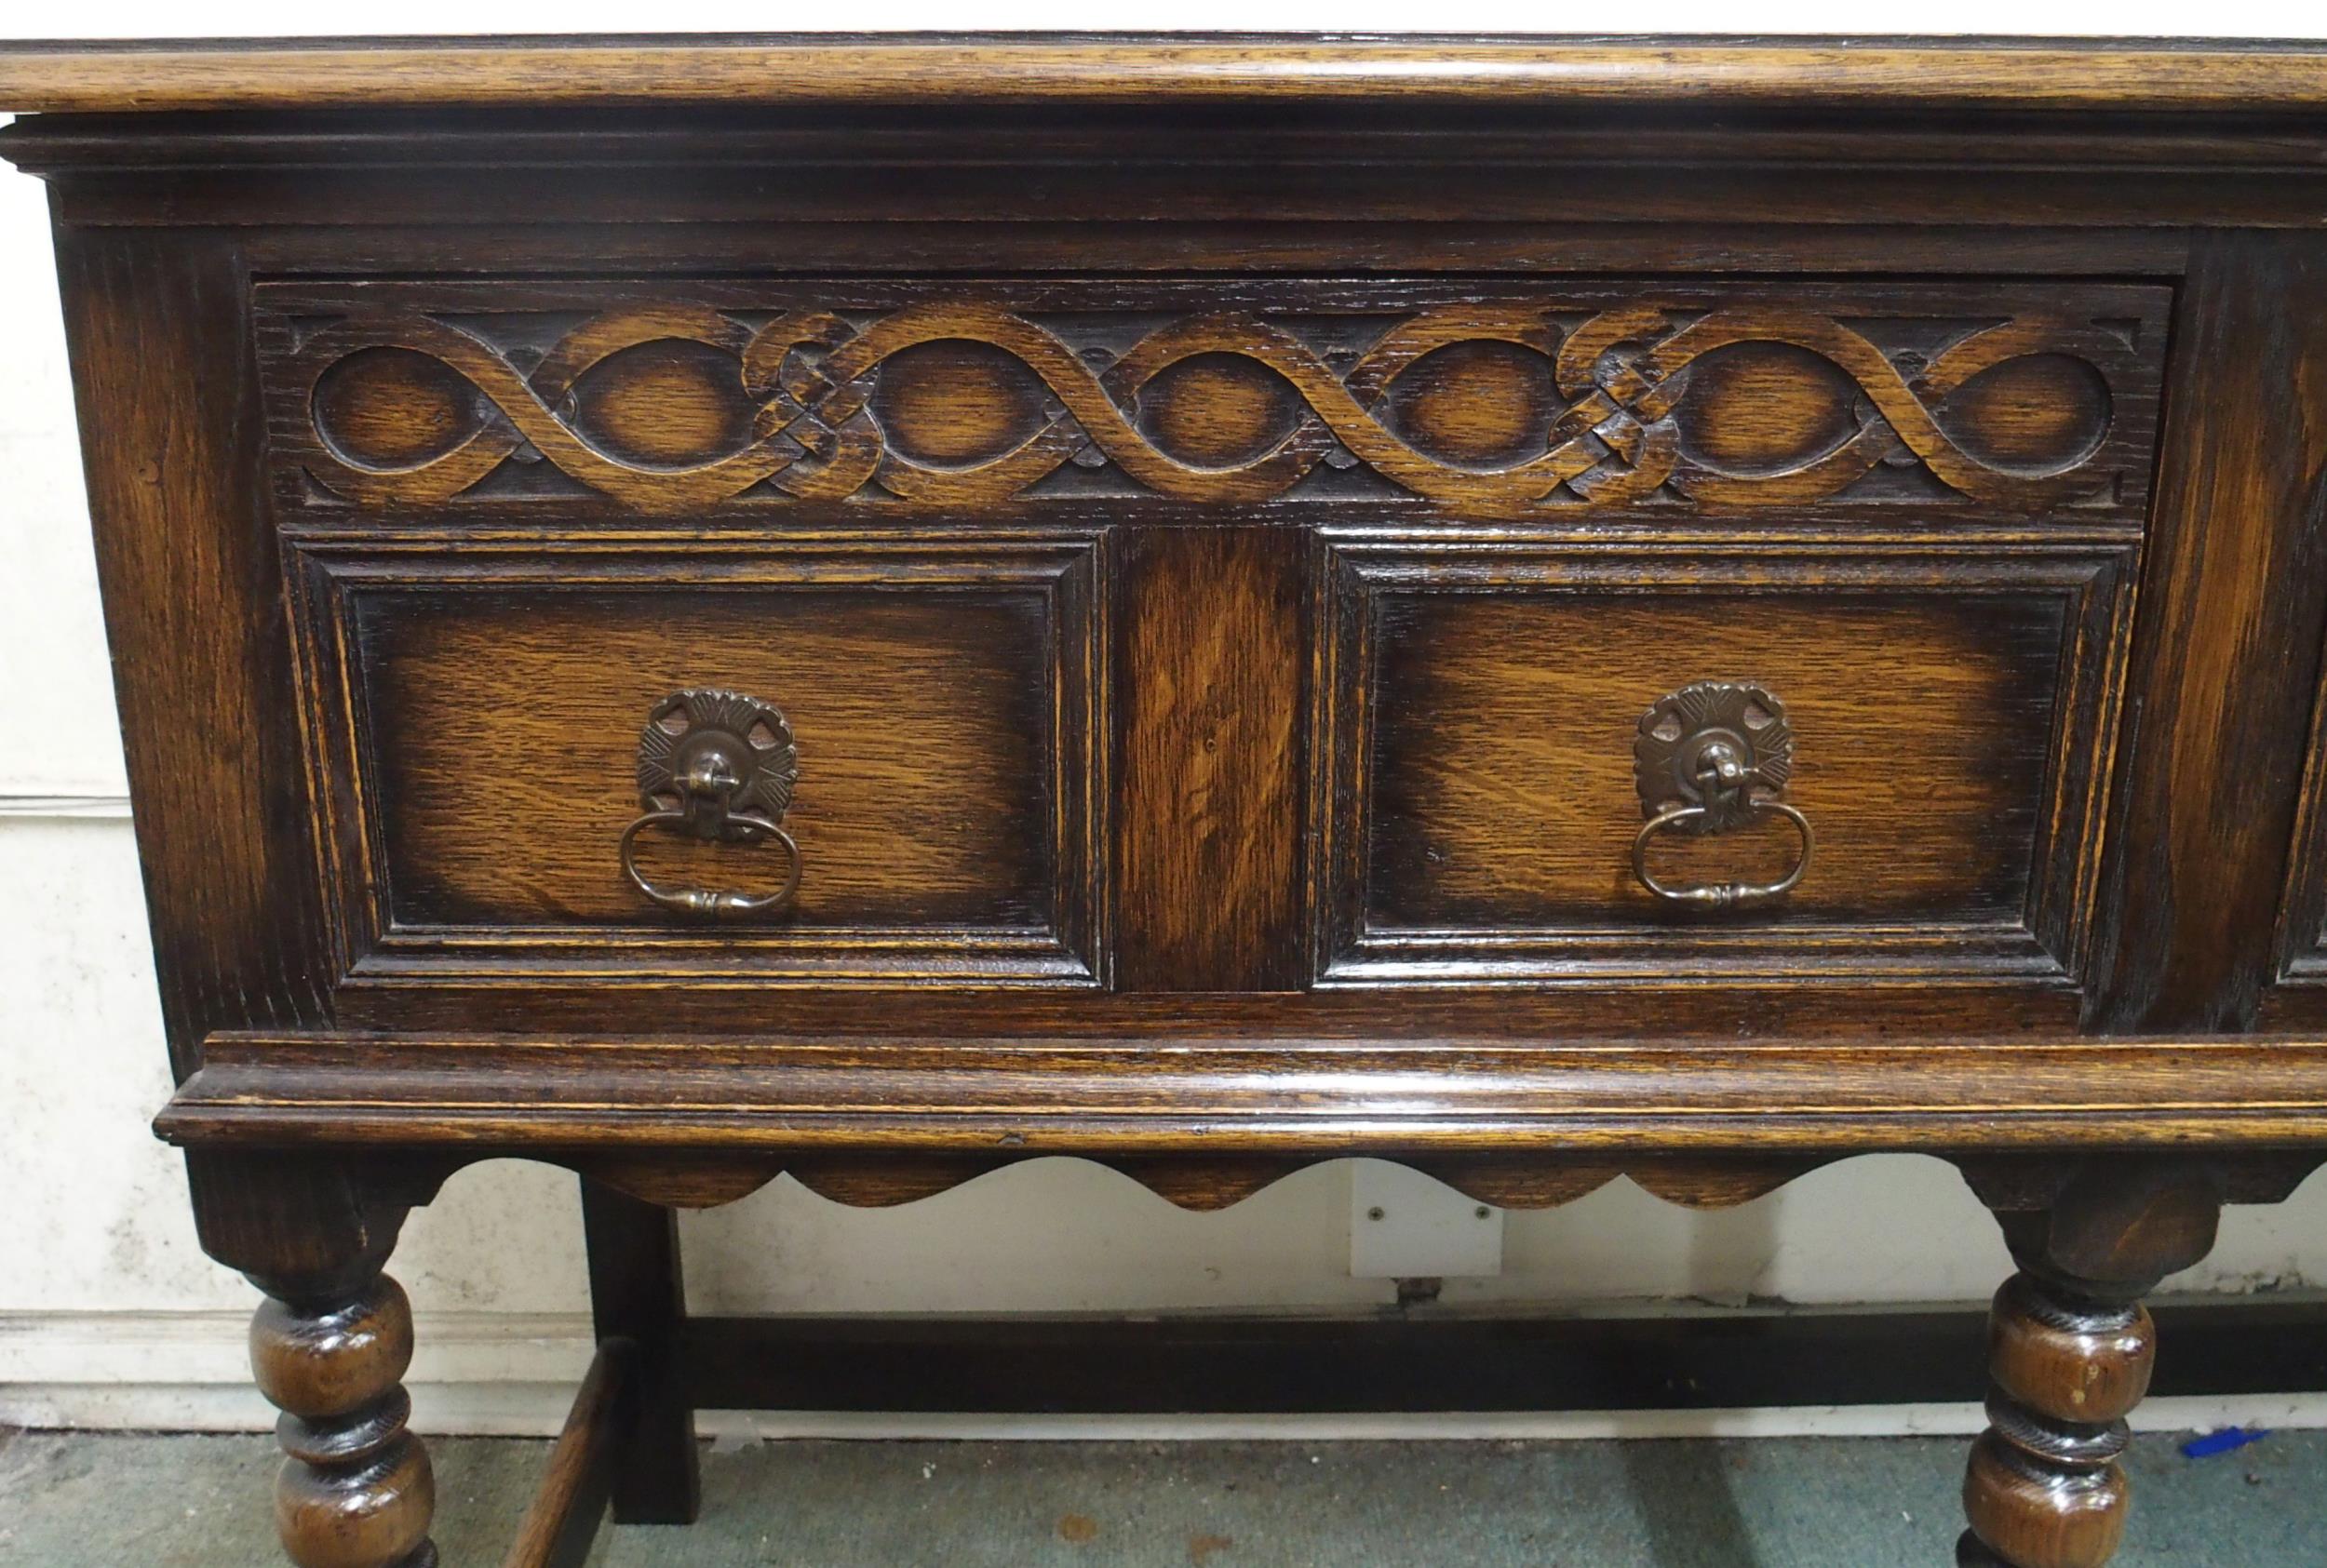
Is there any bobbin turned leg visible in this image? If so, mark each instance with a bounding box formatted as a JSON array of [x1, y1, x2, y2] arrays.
[[182, 1152, 436, 1568], [249, 1268, 437, 1568], [1958, 1161, 2223, 1568]]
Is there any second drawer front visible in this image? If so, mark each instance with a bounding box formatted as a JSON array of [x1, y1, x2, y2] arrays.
[[1315, 543, 2134, 986]]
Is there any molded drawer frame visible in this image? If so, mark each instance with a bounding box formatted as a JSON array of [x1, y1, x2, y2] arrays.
[[280, 534, 1110, 990], [1310, 536, 2139, 989]]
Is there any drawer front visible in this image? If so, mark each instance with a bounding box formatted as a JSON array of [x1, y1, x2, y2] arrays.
[[1315, 543, 2135, 986], [255, 277, 2167, 524], [285, 541, 1106, 986]]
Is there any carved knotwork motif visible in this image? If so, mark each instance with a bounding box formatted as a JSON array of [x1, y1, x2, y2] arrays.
[[281, 293, 2147, 515]]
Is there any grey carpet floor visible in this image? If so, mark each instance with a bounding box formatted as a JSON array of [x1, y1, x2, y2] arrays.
[[0, 1427, 2317, 1566]]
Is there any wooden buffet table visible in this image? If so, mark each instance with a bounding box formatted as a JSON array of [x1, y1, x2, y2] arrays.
[[6, 33, 2327, 1568]]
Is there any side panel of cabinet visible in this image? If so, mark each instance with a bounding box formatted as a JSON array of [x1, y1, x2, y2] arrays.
[[52, 227, 333, 1079], [2095, 235, 2327, 1031]]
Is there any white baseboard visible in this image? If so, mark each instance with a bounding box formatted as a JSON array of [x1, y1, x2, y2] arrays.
[[6, 1309, 2324, 1441], [0, 1309, 599, 1436], [0, 793, 130, 819], [0, 1308, 599, 1383]]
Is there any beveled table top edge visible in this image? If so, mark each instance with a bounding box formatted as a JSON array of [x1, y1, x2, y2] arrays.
[[4, 34, 2327, 116]]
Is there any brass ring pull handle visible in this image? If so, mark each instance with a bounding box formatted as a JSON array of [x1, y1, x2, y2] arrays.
[[619, 809, 802, 918], [1631, 680, 1810, 913], [1632, 798, 1813, 910], [621, 689, 802, 920]]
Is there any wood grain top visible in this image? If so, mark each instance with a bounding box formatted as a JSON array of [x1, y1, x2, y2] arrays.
[[2, 34, 2327, 115]]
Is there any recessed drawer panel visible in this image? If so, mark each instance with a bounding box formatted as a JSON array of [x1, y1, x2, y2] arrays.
[[1314, 543, 2135, 986], [286, 541, 1106, 987]]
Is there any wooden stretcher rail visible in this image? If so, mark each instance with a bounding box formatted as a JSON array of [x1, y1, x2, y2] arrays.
[[502, 1339, 634, 1568]]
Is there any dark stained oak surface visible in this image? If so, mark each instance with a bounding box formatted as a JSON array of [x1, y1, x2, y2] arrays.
[[1111, 525, 1307, 992], [11, 35, 2327, 1568], [2088, 235, 2327, 1032], [51, 227, 330, 1082], [284, 538, 1108, 987], [363, 588, 1055, 929], [1316, 542, 2135, 987], [1369, 589, 2069, 923], [155, 1033, 2327, 1160], [7, 35, 2320, 1169]]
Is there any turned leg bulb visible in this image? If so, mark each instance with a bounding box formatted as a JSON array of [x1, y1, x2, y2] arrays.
[[250, 1272, 437, 1568], [1957, 1271, 2156, 1568]]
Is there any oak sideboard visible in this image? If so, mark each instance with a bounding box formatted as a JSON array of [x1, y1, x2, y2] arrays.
[[7, 33, 2327, 1568]]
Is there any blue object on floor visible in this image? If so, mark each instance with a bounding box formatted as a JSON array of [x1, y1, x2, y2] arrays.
[[2180, 1426, 2270, 1458]]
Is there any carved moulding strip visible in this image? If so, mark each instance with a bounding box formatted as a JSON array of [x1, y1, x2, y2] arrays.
[[254, 279, 2169, 520], [160, 1034, 2327, 1211]]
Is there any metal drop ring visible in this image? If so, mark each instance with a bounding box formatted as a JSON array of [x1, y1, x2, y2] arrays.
[[618, 809, 802, 919], [1631, 799, 1814, 910]]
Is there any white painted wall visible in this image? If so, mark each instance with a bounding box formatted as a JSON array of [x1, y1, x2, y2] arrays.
[[5, 3, 2327, 1434]]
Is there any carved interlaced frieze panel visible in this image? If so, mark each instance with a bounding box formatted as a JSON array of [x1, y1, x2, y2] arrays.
[[254, 280, 2170, 518]]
